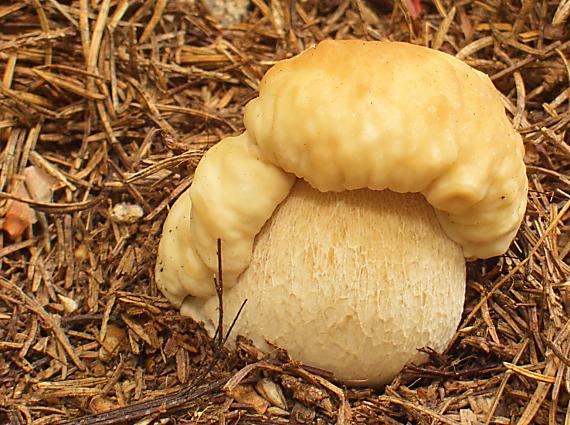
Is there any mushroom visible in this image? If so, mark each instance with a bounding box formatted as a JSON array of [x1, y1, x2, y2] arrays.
[[155, 40, 528, 386]]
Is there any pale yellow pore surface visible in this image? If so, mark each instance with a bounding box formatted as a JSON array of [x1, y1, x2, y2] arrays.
[[156, 133, 294, 305], [244, 40, 528, 258], [182, 181, 466, 386]]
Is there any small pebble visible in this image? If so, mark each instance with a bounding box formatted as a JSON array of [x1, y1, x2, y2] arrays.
[[89, 396, 118, 413], [111, 203, 144, 224], [256, 378, 288, 410], [228, 384, 270, 414], [99, 324, 127, 362], [58, 294, 79, 314]]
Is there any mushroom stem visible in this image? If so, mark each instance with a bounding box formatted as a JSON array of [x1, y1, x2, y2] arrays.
[[182, 180, 466, 387]]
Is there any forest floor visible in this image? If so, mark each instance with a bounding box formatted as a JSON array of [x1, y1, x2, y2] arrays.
[[0, 0, 569, 424]]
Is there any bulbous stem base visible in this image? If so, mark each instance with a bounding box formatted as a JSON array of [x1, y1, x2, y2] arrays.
[[183, 180, 466, 387]]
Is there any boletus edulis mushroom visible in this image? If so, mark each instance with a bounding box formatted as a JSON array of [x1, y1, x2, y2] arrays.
[[155, 40, 528, 387]]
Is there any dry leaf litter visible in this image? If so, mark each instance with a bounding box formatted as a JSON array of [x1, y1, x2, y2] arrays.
[[0, 0, 569, 424]]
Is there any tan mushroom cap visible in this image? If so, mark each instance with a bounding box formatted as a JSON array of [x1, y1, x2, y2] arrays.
[[156, 39, 528, 306], [245, 40, 527, 258]]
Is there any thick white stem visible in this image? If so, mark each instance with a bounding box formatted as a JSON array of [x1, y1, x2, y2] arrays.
[[183, 180, 466, 387]]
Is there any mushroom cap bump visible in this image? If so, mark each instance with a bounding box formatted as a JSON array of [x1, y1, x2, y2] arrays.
[[155, 188, 211, 302], [156, 133, 294, 305]]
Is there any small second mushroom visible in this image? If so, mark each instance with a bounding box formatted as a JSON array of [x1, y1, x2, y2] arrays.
[[155, 40, 528, 387]]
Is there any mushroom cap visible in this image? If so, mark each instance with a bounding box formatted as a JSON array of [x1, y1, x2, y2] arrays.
[[156, 40, 528, 306], [244, 39, 527, 259], [182, 180, 466, 386]]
